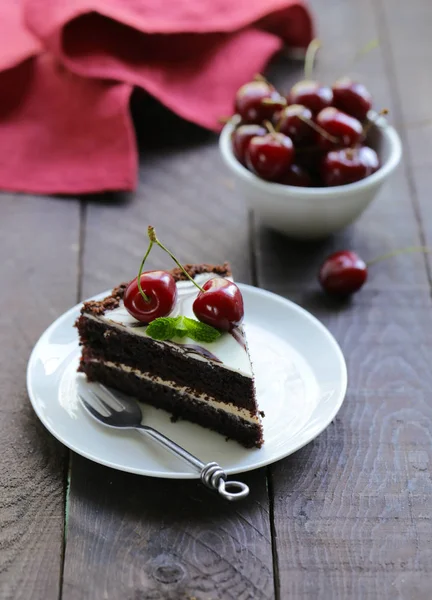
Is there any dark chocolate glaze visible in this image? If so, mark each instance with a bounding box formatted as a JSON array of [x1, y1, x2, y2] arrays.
[[231, 327, 247, 351], [177, 344, 222, 364]]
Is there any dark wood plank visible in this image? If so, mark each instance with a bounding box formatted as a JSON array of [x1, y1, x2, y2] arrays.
[[257, 0, 432, 597], [377, 0, 432, 263], [64, 455, 271, 600], [0, 194, 80, 599], [62, 103, 274, 600]]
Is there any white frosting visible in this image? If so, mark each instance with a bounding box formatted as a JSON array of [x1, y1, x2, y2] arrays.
[[88, 358, 260, 424], [96, 273, 253, 377]]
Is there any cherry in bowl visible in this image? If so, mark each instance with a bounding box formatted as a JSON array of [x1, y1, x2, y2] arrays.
[[232, 124, 266, 165], [246, 132, 294, 181], [287, 80, 333, 115], [235, 80, 285, 124], [315, 107, 363, 151], [275, 104, 315, 146], [321, 146, 380, 187], [332, 77, 372, 121], [277, 164, 312, 187]]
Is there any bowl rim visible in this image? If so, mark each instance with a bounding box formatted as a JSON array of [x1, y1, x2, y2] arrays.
[[219, 113, 402, 198]]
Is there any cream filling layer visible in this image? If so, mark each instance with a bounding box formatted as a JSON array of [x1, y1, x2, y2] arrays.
[[88, 358, 260, 424]]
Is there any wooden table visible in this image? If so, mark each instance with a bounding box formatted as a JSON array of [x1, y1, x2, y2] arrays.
[[2, 0, 432, 598]]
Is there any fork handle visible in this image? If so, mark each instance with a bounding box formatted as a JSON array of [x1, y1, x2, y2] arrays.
[[136, 426, 249, 501]]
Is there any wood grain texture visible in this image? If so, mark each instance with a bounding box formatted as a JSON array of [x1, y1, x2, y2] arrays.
[[0, 195, 80, 599], [256, 0, 432, 598], [62, 104, 274, 600], [63, 456, 271, 600], [376, 0, 432, 265]]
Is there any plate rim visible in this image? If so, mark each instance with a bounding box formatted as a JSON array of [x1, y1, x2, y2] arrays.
[[27, 283, 348, 478]]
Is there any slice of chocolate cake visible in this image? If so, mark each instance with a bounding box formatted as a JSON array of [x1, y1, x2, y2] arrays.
[[76, 264, 263, 448]]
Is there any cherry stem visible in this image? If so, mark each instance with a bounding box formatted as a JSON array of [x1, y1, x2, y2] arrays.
[[349, 39, 379, 70], [264, 120, 278, 136], [304, 39, 321, 80], [262, 97, 287, 107], [366, 246, 432, 267], [147, 226, 205, 293], [363, 108, 389, 138], [136, 240, 154, 303], [297, 114, 339, 143], [254, 73, 270, 84]]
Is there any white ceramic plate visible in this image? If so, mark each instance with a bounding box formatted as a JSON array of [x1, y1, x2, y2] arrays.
[[27, 285, 347, 478]]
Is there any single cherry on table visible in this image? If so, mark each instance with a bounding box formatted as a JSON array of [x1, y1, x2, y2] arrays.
[[124, 270, 177, 323], [193, 278, 244, 332], [246, 132, 294, 181], [332, 77, 372, 121], [319, 247, 431, 297], [319, 251, 368, 296], [321, 146, 380, 186]]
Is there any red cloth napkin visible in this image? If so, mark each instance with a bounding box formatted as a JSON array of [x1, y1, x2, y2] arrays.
[[0, 0, 313, 194]]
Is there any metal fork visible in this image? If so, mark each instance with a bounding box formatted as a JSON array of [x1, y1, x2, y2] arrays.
[[78, 383, 250, 501]]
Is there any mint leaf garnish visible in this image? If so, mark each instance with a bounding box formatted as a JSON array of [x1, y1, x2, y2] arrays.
[[146, 317, 177, 340], [146, 316, 222, 343], [180, 317, 222, 343], [174, 315, 189, 338]]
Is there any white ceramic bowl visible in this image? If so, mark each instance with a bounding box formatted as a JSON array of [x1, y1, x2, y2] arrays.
[[219, 114, 402, 239]]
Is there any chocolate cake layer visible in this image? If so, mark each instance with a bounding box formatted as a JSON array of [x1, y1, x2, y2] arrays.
[[76, 316, 256, 410], [81, 359, 263, 448]]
